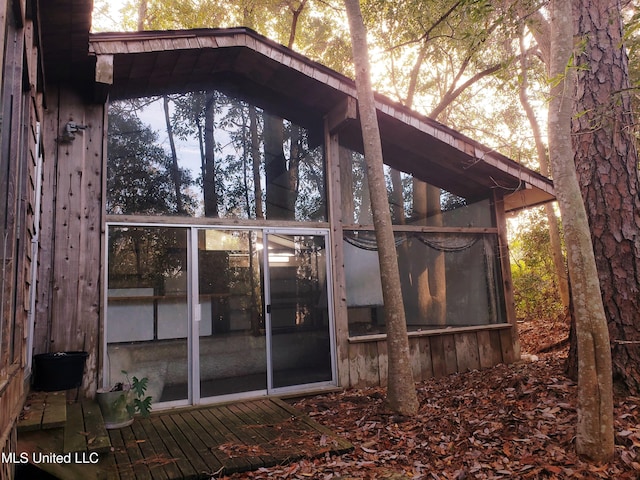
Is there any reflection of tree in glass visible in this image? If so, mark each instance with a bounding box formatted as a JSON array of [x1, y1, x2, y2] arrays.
[[108, 227, 187, 295], [171, 92, 222, 217], [110, 92, 326, 221], [172, 91, 325, 221], [107, 103, 195, 215]]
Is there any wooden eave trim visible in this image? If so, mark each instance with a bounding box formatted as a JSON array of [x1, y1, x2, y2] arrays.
[[326, 96, 358, 134], [90, 30, 359, 100], [95, 54, 113, 85], [373, 102, 555, 196]]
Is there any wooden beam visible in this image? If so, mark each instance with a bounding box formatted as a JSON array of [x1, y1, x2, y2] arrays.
[[326, 96, 357, 134], [95, 54, 113, 85], [93, 55, 113, 103]]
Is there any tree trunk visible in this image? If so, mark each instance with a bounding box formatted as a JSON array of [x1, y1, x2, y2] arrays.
[[137, 0, 147, 31], [264, 113, 291, 220], [344, 0, 418, 416], [203, 92, 218, 217], [287, 124, 301, 215], [249, 105, 264, 219], [339, 147, 355, 222], [163, 96, 184, 214], [412, 180, 446, 325], [549, 0, 613, 462], [572, 0, 640, 396]]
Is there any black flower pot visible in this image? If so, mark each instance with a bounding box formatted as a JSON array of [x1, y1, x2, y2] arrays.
[[33, 351, 88, 391]]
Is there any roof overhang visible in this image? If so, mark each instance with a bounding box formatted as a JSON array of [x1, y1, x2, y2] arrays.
[[88, 27, 554, 212], [38, 0, 95, 95]]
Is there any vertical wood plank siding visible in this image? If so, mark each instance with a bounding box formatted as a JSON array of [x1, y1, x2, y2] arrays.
[[347, 327, 517, 388], [0, 4, 45, 471], [41, 89, 104, 396]]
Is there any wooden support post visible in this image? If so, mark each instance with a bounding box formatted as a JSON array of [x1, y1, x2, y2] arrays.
[[324, 118, 350, 388], [494, 191, 520, 363]]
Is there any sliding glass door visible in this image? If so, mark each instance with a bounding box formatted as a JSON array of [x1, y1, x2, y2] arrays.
[[196, 229, 267, 400], [265, 232, 334, 391], [106, 225, 335, 405]]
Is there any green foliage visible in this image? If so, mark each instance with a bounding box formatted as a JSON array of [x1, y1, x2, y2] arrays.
[[122, 370, 153, 418], [510, 209, 563, 321]]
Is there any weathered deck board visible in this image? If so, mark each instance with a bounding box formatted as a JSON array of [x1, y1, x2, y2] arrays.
[[19, 398, 352, 479], [147, 415, 199, 478], [136, 414, 182, 479], [62, 400, 111, 455], [110, 428, 136, 480], [177, 411, 227, 472], [129, 419, 170, 480], [18, 391, 68, 432], [207, 404, 269, 469], [41, 392, 67, 429], [18, 392, 47, 432], [121, 424, 152, 480], [161, 413, 217, 475], [63, 403, 86, 454], [187, 409, 245, 473], [80, 401, 111, 453]]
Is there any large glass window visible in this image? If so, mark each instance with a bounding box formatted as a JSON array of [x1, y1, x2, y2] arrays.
[[345, 231, 506, 336], [339, 147, 494, 228], [339, 145, 504, 336], [106, 92, 326, 221]]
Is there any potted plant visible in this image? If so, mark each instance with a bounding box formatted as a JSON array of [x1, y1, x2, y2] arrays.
[[96, 371, 153, 429]]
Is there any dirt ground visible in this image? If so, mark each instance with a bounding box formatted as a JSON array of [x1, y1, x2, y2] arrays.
[[222, 316, 640, 479]]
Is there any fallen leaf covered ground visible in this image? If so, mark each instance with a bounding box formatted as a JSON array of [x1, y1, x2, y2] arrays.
[[221, 317, 640, 479]]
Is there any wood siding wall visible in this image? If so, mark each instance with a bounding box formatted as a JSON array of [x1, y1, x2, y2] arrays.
[[347, 326, 517, 388], [0, 0, 44, 467], [37, 88, 105, 397]]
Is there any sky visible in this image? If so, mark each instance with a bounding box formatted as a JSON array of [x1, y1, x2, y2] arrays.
[[92, 0, 129, 32]]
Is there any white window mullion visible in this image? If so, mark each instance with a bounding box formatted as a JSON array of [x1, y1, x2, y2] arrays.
[[189, 228, 200, 405], [263, 231, 273, 392]]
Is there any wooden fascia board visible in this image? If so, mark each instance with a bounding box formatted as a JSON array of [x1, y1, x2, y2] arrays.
[[92, 54, 113, 103], [504, 190, 555, 213], [89, 30, 359, 99]]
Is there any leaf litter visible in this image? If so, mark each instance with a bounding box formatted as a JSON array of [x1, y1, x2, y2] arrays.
[[219, 318, 639, 479]]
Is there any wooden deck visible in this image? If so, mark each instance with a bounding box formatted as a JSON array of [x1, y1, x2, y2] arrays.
[[17, 393, 352, 479]]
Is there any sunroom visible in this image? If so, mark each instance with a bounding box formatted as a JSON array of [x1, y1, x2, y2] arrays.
[[69, 27, 554, 406]]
